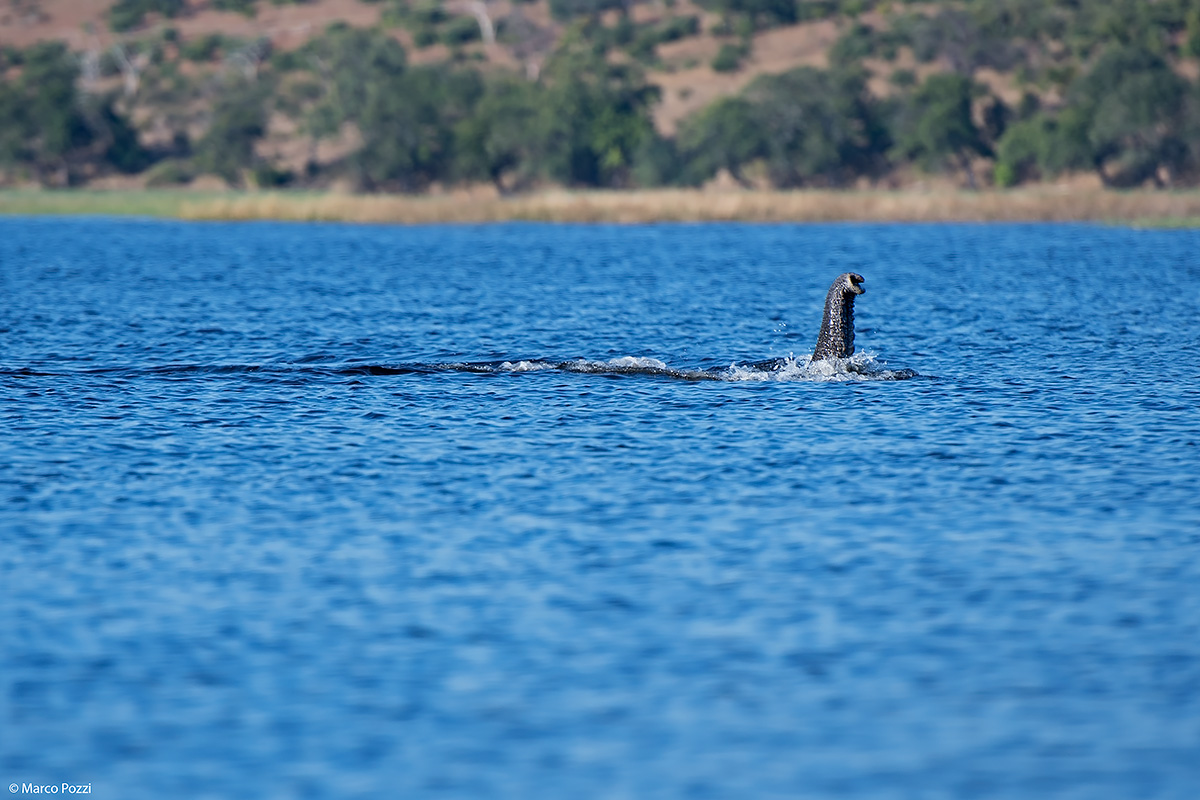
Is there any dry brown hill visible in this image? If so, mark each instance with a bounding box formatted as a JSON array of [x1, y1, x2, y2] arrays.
[[0, 0, 1003, 136]]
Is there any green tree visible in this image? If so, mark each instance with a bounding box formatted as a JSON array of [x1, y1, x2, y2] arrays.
[[21, 42, 95, 184], [548, 0, 626, 22], [299, 24, 409, 136], [829, 22, 877, 68], [194, 80, 270, 186], [711, 42, 747, 72], [677, 96, 765, 186], [899, 8, 1018, 75], [744, 66, 889, 187], [354, 65, 482, 191], [453, 75, 546, 192], [0, 80, 28, 175], [86, 98, 151, 174], [893, 73, 990, 188], [537, 44, 659, 187], [0, 42, 149, 185], [1187, 8, 1200, 58], [696, 0, 797, 31], [212, 0, 258, 17], [107, 0, 184, 32], [286, 25, 415, 187], [630, 134, 684, 187], [993, 116, 1046, 186], [1067, 46, 1193, 186]]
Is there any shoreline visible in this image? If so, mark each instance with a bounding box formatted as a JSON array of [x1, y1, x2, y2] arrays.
[[3, 188, 1200, 226]]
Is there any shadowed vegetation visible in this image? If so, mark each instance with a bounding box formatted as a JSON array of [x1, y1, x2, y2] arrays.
[[4, 0, 1200, 195]]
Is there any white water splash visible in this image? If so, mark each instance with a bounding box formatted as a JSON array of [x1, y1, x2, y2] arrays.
[[483, 352, 916, 382], [722, 352, 916, 382], [499, 360, 557, 372], [604, 356, 669, 370]]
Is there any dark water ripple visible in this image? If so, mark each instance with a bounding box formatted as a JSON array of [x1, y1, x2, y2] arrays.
[[2, 219, 1199, 799]]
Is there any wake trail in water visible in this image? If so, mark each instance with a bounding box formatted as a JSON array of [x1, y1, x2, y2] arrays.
[[424, 353, 917, 382], [1, 353, 918, 383]]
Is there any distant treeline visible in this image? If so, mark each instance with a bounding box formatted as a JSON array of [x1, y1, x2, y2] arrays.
[[3, 0, 1200, 191]]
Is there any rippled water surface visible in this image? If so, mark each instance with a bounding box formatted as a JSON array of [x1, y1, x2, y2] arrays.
[[3, 218, 1199, 798]]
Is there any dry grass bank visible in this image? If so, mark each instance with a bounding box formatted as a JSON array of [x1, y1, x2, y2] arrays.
[[175, 188, 1200, 225], [5, 187, 1200, 225]]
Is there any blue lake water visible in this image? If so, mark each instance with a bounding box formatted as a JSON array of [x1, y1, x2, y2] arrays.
[[2, 217, 1199, 798]]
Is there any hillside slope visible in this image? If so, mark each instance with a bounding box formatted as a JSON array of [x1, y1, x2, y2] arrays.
[[3, 0, 1199, 192]]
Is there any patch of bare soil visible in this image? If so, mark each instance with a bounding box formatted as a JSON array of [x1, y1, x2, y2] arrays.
[[0, 0, 383, 51], [651, 18, 838, 135], [0, 0, 114, 50]]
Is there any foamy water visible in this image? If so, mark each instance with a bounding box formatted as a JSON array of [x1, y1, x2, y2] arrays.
[[463, 351, 916, 381]]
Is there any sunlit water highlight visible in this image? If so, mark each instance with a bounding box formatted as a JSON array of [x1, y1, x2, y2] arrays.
[[2, 218, 1199, 799]]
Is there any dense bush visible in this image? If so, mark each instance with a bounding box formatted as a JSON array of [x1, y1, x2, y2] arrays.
[[181, 34, 229, 63], [454, 75, 546, 191], [746, 66, 890, 186], [536, 45, 661, 187], [677, 96, 764, 185], [1065, 46, 1196, 186], [711, 42, 747, 72], [212, 0, 258, 17], [892, 8, 1019, 75], [696, 0, 797, 30], [354, 65, 482, 191], [9, 0, 1200, 193], [107, 0, 184, 32], [989, 42, 1200, 188], [829, 23, 877, 66], [548, 0, 626, 22], [0, 42, 148, 185], [194, 80, 272, 186], [622, 15, 701, 64], [676, 65, 890, 187], [144, 158, 194, 187], [441, 16, 483, 46]]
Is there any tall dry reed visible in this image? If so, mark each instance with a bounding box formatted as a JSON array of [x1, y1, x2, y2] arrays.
[[6, 187, 1200, 224], [174, 188, 1200, 225]]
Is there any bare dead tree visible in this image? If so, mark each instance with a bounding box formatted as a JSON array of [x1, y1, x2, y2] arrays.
[[447, 0, 496, 45], [224, 37, 272, 81], [110, 43, 149, 97], [503, 8, 555, 80], [79, 44, 101, 91]]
